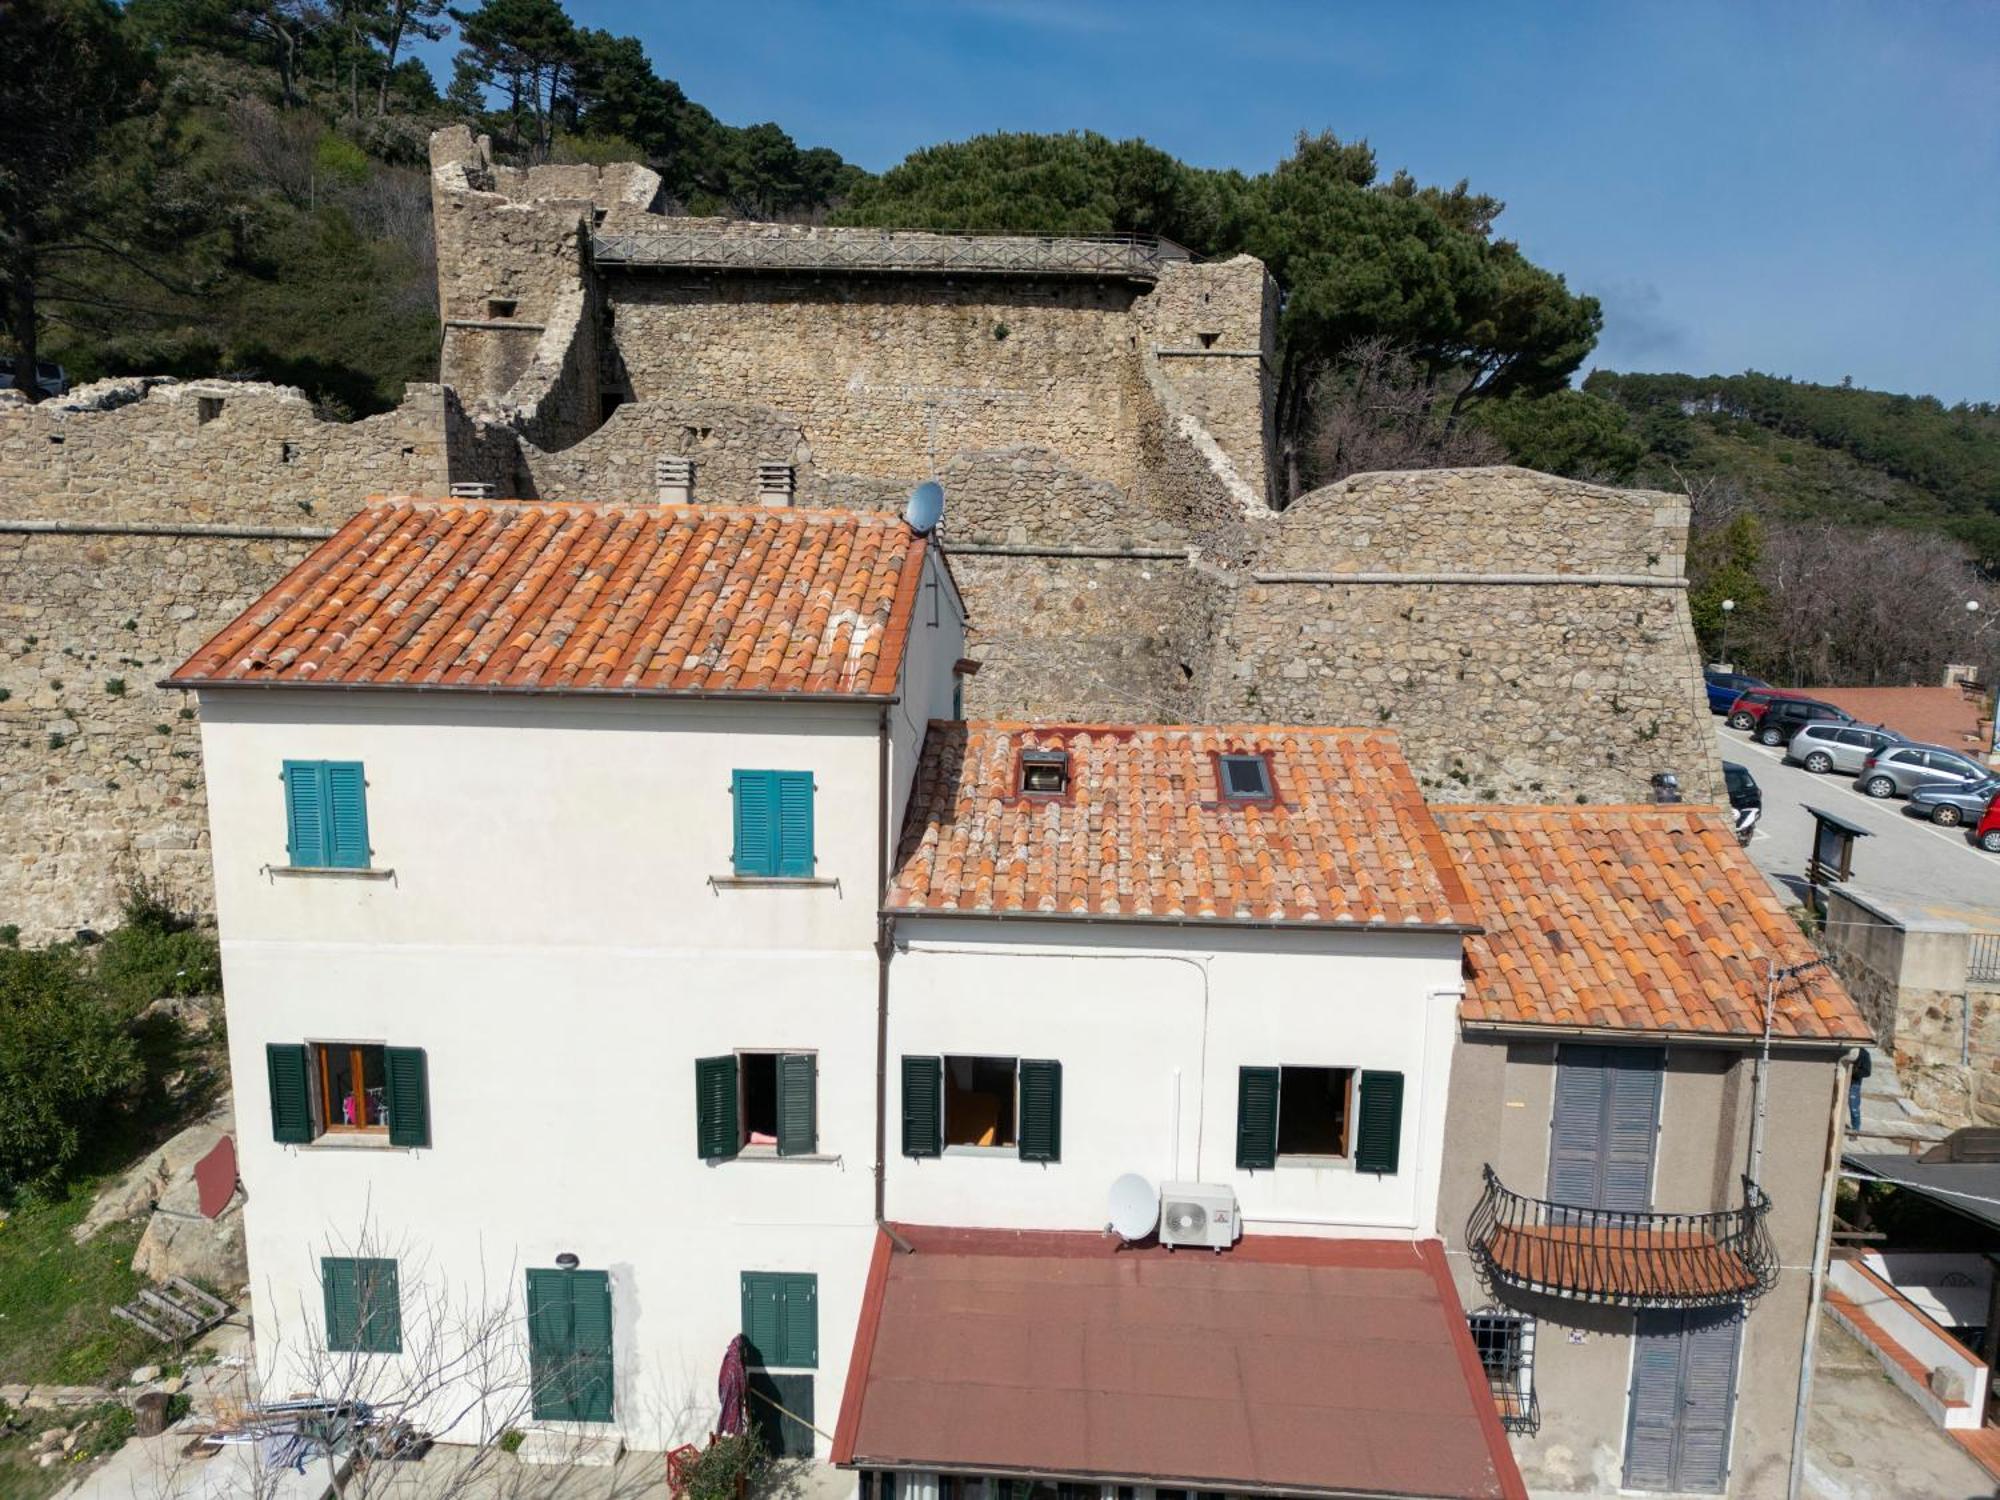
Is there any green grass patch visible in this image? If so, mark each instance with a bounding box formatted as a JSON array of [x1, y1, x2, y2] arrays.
[[0, 1186, 155, 1386]]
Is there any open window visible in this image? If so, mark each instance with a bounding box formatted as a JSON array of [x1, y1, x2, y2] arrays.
[[266, 1042, 429, 1147], [1237, 1065, 1402, 1172], [696, 1052, 817, 1159], [945, 1055, 1018, 1148], [317, 1042, 388, 1134], [1018, 750, 1069, 797]]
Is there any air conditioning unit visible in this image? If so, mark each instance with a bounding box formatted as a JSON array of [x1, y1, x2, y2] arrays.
[[1159, 1182, 1238, 1252]]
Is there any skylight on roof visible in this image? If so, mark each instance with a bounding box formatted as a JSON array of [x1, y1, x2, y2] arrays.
[[1020, 750, 1069, 797], [1220, 752, 1273, 801]]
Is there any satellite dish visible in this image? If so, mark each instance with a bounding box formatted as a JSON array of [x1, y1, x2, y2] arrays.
[[1108, 1173, 1159, 1243], [904, 480, 944, 536]]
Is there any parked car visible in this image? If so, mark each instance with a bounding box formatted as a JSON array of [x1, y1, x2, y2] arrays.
[[1975, 794, 2000, 852], [1906, 777, 2000, 827], [1725, 687, 1817, 731], [1785, 721, 1902, 774], [1857, 742, 1994, 800], [0, 356, 66, 398], [1753, 698, 1854, 747], [1723, 761, 1762, 844], [1704, 669, 1767, 715]]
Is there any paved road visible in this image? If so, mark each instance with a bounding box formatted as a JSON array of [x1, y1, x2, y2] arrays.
[[1716, 721, 2000, 923]]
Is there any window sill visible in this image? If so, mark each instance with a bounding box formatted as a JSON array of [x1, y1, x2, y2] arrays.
[[300, 1133, 403, 1151], [707, 875, 840, 891], [943, 1144, 1019, 1158], [1275, 1154, 1355, 1171], [726, 1150, 843, 1165], [264, 865, 395, 881]]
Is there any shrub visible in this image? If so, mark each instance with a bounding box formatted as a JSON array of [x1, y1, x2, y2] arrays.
[[497, 1429, 524, 1454], [0, 947, 142, 1193], [678, 1432, 767, 1500], [83, 1401, 135, 1455], [94, 882, 220, 1010], [104, 679, 126, 697]]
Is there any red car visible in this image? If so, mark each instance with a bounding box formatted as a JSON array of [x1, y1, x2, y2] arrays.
[[1976, 794, 2000, 853], [1725, 687, 1820, 731]]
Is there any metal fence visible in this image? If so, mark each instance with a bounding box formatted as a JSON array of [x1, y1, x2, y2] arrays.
[[1969, 931, 2000, 985], [591, 226, 1177, 281], [1466, 1165, 1777, 1309]]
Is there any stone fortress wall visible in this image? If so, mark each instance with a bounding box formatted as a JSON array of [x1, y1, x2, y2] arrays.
[[0, 124, 1719, 941]]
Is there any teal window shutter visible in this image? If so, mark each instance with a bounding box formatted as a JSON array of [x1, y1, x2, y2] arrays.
[[324, 1257, 400, 1353], [324, 762, 369, 868], [284, 760, 369, 868], [696, 1055, 741, 1160], [383, 1047, 429, 1148], [776, 1053, 816, 1157], [283, 761, 326, 868], [568, 1270, 615, 1423], [741, 1272, 817, 1368], [1355, 1070, 1405, 1175], [900, 1056, 942, 1158], [1235, 1066, 1280, 1170], [746, 1370, 815, 1459], [775, 772, 814, 877], [267, 1043, 313, 1144], [733, 770, 777, 876], [1017, 1059, 1062, 1163]]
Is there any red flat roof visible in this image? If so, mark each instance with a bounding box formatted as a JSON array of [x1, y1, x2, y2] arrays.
[[833, 1226, 1526, 1500]]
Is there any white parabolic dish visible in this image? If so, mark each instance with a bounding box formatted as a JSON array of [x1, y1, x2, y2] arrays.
[[1108, 1172, 1159, 1241]]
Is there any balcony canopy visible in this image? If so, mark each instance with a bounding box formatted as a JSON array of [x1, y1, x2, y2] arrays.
[[1467, 1167, 1777, 1310]]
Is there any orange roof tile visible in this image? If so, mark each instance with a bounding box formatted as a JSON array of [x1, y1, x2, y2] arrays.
[[1436, 805, 1870, 1042], [167, 498, 929, 698], [887, 723, 1481, 928]]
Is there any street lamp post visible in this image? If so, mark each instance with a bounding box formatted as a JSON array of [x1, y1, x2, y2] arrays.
[[1720, 598, 1736, 669]]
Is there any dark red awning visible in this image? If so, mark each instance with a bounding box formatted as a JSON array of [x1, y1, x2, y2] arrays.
[[833, 1226, 1526, 1500]]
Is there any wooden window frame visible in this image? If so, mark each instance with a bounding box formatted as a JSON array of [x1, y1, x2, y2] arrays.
[[942, 1054, 1021, 1152], [311, 1040, 389, 1138], [1274, 1063, 1356, 1162]]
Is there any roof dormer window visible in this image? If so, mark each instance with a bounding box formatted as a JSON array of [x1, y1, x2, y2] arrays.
[[1019, 750, 1069, 797], [1220, 752, 1273, 802]]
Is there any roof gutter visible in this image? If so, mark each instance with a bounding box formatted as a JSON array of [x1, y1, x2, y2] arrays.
[[882, 906, 1480, 936], [159, 677, 895, 704], [1459, 1018, 1866, 1052], [842, 1459, 1443, 1499]]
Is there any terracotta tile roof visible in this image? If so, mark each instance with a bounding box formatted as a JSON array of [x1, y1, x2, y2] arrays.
[[1436, 804, 1870, 1042], [887, 723, 1480, 927], [833, 1225, 1527, 1500], [167, 498, 928, 697]]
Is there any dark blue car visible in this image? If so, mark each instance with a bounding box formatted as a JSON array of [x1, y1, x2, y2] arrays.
[[1704, 669, 1767, 715]]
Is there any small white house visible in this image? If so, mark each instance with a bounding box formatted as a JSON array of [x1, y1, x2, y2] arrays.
[[170, 496, 966, 1458]]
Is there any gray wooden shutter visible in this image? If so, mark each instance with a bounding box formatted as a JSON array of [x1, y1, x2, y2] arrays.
[[1017, 1059, 1062, 1163], [384, 1047, 429, 1147], [1354, 1070, 1404, 1175], [776, 1053, 816, 1157], [1550, 1046, 1663, 1211], [901, 1056, 942, 1158], [1675, 1308, 1743, 1492], [696, 1055, 740, 1160], [267, 1043, 313, 1144], [1602, 1049, 1664, 1212], [1235, 1066, 1280, 1170], [1624, 1311, 1683, 1492]]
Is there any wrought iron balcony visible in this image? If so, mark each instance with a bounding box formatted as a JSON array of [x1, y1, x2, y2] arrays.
[[591, 225, 1178, 282], [1466, 1166, 1777, 1309]]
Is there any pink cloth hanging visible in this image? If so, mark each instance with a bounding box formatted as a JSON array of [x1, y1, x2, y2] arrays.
[[717, 1333, 749, 1436]]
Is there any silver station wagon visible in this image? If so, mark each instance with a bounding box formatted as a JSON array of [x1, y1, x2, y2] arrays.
[[1785, 722, 1902, 775]]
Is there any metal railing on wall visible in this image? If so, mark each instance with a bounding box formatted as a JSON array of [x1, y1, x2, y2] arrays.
[[1968, 932, 2000, 985], [591, 226, 1178, 281], [1466, 1165, 1777, 1309]]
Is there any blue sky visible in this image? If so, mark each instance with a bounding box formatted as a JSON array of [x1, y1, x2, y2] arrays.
[[421, 1, 1999, 403]]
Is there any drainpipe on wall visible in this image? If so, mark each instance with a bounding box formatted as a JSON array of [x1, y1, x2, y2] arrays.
[[873, 705, 895, 1237], [1787, 1045, 1858, 1500]]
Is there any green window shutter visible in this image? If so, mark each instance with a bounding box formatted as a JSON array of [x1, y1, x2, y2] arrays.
[[324, 761, 370, 869], [741, 1272, 817, 1368], [525, 1268, 571, 1420], [775, 772, 815, 877], [1017, 1059, 1062, 1163], [568, 1270, 615, 1423], [357, 1259, 402, 1354], [776, 1053, 817, 1157], [384, 1047, 429, 1148], [733, 770, 777, 876], [322, 1257, 359, 1350], [746, 1370, 815, 1459], [900, 1056, 942, 1158], [267, 1043, 313, 1144], [1355, 1070, 1405, 1175], [283, 760, 327, 867], [1235, 1066, 1280, 1170], [696, 1055, 740, 1160]]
